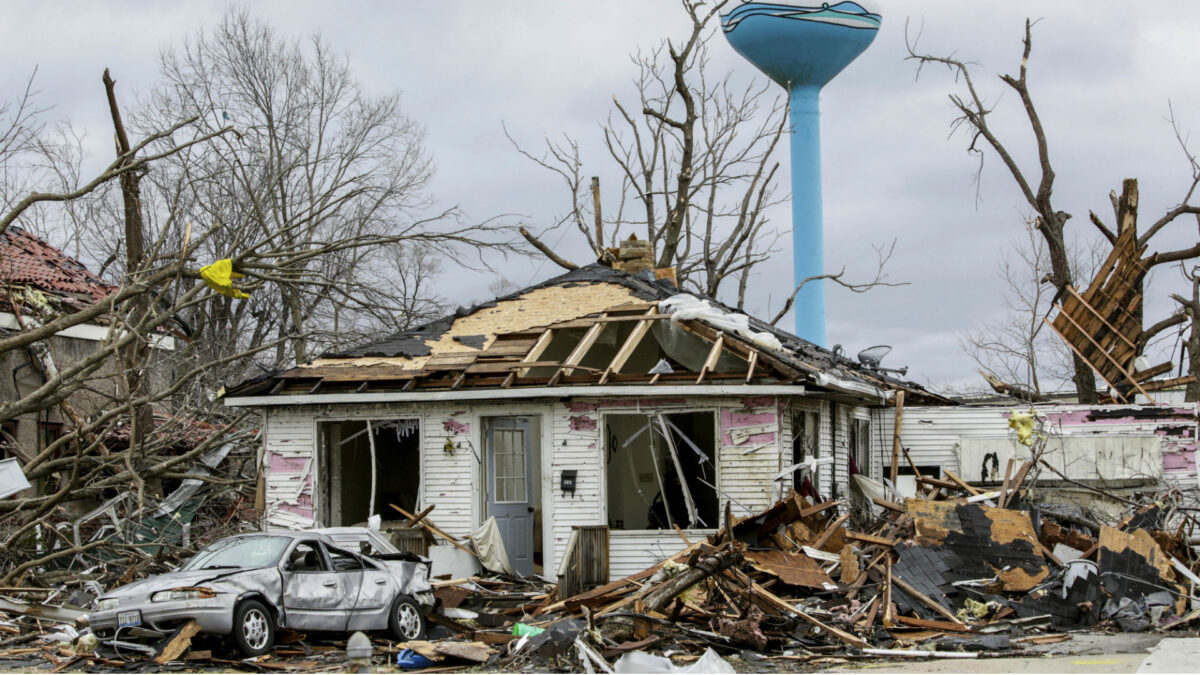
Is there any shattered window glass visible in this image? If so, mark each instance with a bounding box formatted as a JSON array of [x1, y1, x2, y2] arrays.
[[181, 535, 291, 571]]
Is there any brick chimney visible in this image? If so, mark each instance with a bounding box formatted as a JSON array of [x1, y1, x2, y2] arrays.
[[609, 234, 676, 287]]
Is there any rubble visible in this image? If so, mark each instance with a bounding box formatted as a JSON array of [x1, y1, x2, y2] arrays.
[[405, 455, 1200, 671], [2, 448, 1200, 672]]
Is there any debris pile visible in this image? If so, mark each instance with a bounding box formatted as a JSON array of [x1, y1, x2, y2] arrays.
[[416, 467, 1200, 671]]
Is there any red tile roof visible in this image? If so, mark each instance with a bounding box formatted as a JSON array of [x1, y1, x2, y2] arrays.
[[0, 226, 115, 303]]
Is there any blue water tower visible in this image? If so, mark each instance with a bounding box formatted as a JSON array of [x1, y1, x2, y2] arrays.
[[722, 2, 881, 347]]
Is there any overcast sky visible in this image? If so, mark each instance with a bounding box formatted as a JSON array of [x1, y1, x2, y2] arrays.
[[4, 1, 1199, 393]]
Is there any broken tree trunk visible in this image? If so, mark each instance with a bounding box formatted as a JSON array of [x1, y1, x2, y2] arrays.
[[641, 548, 742, 613]]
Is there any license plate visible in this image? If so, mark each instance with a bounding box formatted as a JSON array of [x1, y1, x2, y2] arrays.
[[117, 610, 142, 628]]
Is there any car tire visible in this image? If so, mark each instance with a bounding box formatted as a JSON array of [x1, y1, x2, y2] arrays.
[[232, 599, 275, 657], [388, 595, 427, 641]]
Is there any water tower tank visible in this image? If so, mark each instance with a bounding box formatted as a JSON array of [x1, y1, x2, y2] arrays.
[[722, 2, 881, 346]]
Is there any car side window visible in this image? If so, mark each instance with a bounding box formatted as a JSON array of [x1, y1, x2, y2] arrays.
[[286, 541, 328, 572], [328, 546, 366, 572]]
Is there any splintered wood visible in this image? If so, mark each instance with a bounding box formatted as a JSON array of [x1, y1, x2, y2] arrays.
[[1047, 221, 1157, 402]]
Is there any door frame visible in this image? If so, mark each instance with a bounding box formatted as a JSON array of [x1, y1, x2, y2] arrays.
[[471, 405, 551, 576]]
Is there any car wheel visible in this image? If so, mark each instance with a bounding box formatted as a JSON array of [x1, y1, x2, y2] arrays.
[[232, 599, 275, 657], [388, 595, 426, 641]]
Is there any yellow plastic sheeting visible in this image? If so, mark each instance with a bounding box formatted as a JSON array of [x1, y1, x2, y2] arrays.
[[199, 259, 250, 299]]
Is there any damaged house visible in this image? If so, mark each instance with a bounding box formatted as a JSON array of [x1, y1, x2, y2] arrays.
[[0, 226, 178, 496], [224, 253, 950, 581]]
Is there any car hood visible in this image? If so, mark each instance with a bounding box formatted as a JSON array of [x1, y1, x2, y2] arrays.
[[101, 568, 260, 600]]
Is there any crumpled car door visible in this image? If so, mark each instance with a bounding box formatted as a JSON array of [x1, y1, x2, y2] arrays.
[[281, 541, 362, 631]]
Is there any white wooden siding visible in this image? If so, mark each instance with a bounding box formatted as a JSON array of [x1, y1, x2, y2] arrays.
[[871, 403, 1200, 489], [257, 392, 865, 579], [609, 530, 710, 580]]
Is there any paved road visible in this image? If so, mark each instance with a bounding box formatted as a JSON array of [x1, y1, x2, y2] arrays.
[[823, 632, 1200, 674]]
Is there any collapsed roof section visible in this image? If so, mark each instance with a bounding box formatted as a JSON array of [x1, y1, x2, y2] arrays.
[[226, 265, 950, 405], [0, 226, 116, 311]]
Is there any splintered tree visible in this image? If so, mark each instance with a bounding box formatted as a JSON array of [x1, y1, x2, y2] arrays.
[[510, 0, 899, 319], [909, 19, 1200, 402]]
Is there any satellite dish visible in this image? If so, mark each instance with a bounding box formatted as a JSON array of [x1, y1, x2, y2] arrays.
[[857, 345, 892, 369]]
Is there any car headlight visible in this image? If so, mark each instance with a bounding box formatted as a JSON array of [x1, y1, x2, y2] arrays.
[[96, 598, 119, 611], [151, 588, 217, 602]]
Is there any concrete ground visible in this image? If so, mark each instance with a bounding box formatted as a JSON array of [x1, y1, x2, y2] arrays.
[[822, 632, 1199, 674]]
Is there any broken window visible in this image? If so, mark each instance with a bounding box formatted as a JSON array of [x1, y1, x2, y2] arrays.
[[286, 541, 328, 572], [38, 421, 62, 451], [318, 420, 421, 527], [605, 412, 718, 530], [0, 420, 16, 460], [849, 418, 871, 477], [791, 409, 821, 496]]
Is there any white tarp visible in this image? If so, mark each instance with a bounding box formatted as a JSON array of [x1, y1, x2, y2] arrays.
[[0, 457, 31, 499], [469, 516, 513, 575], [660, 295, 784, 351]]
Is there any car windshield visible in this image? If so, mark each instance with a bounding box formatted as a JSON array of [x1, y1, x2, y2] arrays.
[[180, 536, 291, 571]]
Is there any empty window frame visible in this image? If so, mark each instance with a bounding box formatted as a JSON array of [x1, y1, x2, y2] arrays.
[[791, 409, 821, 495], [604, 412, 718, 531], [849, 418, 871, 477], [0, 420, 16, 460], [318, 419, 421, 526]]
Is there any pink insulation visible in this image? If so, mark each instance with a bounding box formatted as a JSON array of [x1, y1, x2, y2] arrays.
[[721, 408, 778, 446], [569, 415, 597, 431], [443, 418, 470, 434], [268, 453, 308, 473]]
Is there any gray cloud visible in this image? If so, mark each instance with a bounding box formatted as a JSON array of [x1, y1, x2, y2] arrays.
[[4, 1, 1199, 393]]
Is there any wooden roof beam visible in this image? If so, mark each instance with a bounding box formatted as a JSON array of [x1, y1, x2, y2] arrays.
[[695, 334, 724, 384], [600, 307, 656, 385], [517, 329, 554, 377], [561, 321, 606, 376]]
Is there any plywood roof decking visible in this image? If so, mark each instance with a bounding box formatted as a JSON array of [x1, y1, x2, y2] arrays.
[[305, 282, 643, 372]]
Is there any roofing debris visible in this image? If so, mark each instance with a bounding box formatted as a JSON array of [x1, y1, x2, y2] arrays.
[[2, 454, 1199, 672], [0, 226, 115, 311]]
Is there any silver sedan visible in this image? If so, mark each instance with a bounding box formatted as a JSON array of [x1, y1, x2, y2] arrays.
[[85, 530, 435, 656]]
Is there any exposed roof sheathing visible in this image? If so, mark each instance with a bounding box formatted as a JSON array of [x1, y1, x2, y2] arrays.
[[310, 282, 641, 371]]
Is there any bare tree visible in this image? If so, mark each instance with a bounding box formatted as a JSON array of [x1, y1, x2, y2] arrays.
[[512, 0, 786, 307], [107, 8, 520, 380], [909, 19, 1200, 402], [512, 0, 900, 322], [962, 224, 1105, 397], [0, 11, 522, 575]]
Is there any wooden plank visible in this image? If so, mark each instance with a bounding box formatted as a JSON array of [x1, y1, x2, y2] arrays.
[[695, 334, 724, 384], [890, 390, 905, 486], [602, 308, 657, 384], [548, 313, 671, 329], [891, 576, 967, 628], [1048, 312, 1154, 403], [389, 504, 479, 559], [405, 504, 436, 528], [154, 620, 202, 664], [811, 514, 849, 550], [895, 615, 974, 633], [517, 329, 554, 377], [745, 349, 759, 383], [844, 531, 897, 547], [561, 321, 606, 376], [943, 469, 981, 496], [749, 582, 869, 649], [799, 499, 843, 518]]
